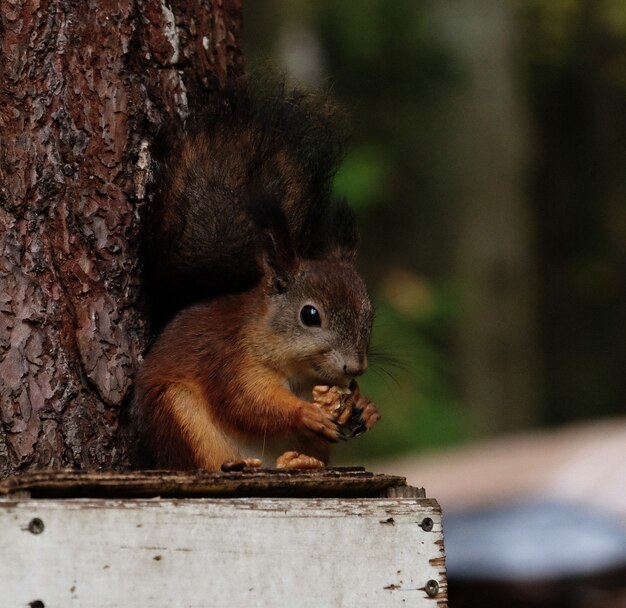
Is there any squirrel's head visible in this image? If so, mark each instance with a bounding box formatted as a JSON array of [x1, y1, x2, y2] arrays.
[[250, 192, 372, 387], [260, 258, 374, 388]]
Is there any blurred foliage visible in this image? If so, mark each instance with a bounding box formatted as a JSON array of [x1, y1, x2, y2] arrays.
[[332, 145, 388, 213], [245, 0, 470, 460], [337, 277, 471, 461], [244, 0, 626, 459]]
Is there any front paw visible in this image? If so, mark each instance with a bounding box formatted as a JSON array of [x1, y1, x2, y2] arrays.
[[312, 382, 381, 438], [312, 385, 353, 426], [299, 401, 343, 443]]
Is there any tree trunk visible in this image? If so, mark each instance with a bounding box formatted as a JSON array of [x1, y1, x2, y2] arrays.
[[435, 1, 541, 435], [0, 0, 243, 477]]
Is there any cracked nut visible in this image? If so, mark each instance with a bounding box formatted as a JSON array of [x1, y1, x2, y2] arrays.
[[312, 385, 353, 425]]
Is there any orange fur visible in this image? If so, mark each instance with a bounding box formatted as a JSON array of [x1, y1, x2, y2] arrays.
[[136, 86, 378, 470], [134, 286, 336, 470]]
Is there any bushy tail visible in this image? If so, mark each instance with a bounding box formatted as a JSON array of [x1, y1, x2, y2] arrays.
[[142, 78, 357, 329]]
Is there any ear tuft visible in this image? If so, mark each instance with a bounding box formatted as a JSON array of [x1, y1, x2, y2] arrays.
[[324, 198, 359, 263], [249, 192, 297, 291]]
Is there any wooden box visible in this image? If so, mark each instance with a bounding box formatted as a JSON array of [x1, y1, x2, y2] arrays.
[[0, 468, 447, 607]]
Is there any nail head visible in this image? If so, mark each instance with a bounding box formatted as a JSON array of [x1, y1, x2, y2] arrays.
[[425, 579, 439, 597], [28, 518, 45, 535], [420, 517, 434, 531]]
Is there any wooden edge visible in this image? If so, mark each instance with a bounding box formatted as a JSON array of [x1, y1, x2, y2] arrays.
[[0, 468, 412, 499], [384, 485, 426, 498]]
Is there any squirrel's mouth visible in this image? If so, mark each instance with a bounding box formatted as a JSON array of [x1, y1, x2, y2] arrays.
[[310, 366, 354, 389], [317, 376, 351, 390], [288, 362, 352, 393]]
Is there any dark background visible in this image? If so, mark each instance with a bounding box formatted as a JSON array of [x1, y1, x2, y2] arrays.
[[244, 0, 626, 460]]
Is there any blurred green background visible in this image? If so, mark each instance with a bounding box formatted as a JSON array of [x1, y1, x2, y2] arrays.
[[243, 0, 626, 461]]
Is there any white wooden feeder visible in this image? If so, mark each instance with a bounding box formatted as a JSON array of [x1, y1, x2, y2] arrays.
[[0, 468, 447, 607]]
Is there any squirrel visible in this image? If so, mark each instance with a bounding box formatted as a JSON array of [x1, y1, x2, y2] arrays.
[[133, 81, 381, 471]]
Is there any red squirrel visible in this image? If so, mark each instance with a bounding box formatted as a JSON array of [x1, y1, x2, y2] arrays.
[[134, 82, 381, 470]]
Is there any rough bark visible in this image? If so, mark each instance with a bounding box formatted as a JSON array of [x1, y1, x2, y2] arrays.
[[0, 0, 243, 477]]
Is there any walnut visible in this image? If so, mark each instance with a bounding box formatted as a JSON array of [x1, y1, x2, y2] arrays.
[[312, 385, 353, 426], [276, 451, 325, 469]]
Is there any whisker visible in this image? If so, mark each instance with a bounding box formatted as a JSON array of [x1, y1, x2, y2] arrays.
[[368, 345, 410, 372], [368, 364, 401, 388], [369, 353, 407, 372]]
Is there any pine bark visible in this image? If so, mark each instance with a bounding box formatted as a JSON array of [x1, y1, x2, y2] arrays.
[[0, 0, 243, 476]]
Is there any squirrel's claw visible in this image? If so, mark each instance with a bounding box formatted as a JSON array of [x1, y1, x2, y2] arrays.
[[300, 402, 343, 443], [336, 429, 349, 441], [343, 392, 381, 437], [309, 382, 380, 441], [347, 418, 367, 437]]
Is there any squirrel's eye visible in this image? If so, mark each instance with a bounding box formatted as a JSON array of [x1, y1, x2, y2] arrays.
[[300, 305, 321, 327]]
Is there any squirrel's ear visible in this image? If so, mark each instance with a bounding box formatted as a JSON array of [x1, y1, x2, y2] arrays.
[[325, 199, 359, 263], [260, 232, 296, 294], [250, 192, 297, 294]]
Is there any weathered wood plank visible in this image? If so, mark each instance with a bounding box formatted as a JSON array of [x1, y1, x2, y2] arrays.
[[0, 497, 447, 607], [0, 468, 417, 499]]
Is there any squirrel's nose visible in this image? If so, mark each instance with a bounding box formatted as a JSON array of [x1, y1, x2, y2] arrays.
[[343, 355, 368, 378]]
